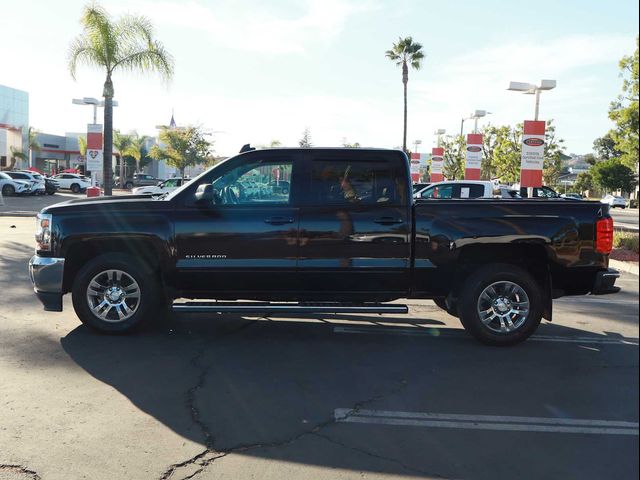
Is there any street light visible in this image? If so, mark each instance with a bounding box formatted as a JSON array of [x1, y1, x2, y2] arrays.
[[72, 97, 118, 124], [507, 79, 556, 120], [433, 129, 446, 147], [413, 139, 422, 153], [460, 109, 492, 135]]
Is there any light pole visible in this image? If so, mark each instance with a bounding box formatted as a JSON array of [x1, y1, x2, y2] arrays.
[[413, 139, 422, 153], [433, 129, 446, 147], [507, 80, 556, 120], [460, 109, 492, 136]]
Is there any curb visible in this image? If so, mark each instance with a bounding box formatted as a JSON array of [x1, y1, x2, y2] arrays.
[[610, 259, 639, 276], [0, 211, 38, 217]]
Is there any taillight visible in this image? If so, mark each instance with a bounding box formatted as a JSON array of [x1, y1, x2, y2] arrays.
[[596, 217, 614, 254]]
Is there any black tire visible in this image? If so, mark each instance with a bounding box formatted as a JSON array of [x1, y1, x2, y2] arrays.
[[2, 184, 15, 196], [70, 183, 81, 193], [125, 182, 134, 190], [433, 297, 458, 317], [458, 264, 543, 346], [72, 254, 163, 334]]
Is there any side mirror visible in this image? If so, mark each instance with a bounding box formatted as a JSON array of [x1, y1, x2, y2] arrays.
[[195, 184, 213, 204], [157, 181, 163, 186]]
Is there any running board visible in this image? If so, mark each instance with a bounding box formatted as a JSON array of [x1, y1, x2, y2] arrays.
[[172, 301, 408, 315]]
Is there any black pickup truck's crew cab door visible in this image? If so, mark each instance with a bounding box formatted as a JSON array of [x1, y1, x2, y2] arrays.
[[297, 151, 411, 299], [172, 151, 301, 297]]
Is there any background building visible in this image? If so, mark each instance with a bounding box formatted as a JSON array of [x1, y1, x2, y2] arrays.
[[0, 84, 29, 170]]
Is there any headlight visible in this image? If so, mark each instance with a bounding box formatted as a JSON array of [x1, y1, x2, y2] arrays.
[[35, 213, 53, 251]]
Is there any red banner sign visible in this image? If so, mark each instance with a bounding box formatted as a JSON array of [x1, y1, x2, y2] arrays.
[[520, 120, 545, 187], [410, 153, 421, 183], [465, 133, 482, 180], [431, 147, 444, 182]]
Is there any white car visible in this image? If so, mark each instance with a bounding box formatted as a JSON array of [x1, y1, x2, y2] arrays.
[[0, 171, 32, 196], [52, 173, 92, 193], [601, 194, 627, 209], [3, 171, 46, 195], [414, 180, 518, 200], [132, 177, 187, 196]]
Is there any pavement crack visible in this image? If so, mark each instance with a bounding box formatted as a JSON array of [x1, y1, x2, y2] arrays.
[[161, 378, 409, 480], [312, 432, 445, 478], [0, 464, 41, 479], [160, 320, 257, 480]]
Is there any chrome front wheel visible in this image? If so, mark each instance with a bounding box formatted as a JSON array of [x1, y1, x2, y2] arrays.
[[86, 269, 141, 322]]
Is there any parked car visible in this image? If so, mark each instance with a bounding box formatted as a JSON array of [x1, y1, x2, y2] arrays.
[[515, 185, 562, 198], [52, 173, 92, 193], [44, 177, 59, 195], [601, 194, 627, 209], [0, 171, 32, 196], [561, 193, 583, 200], [3, 171, 46, 195], [29, 148, 620, 346], [116, 173, 162, 190], [132, 177, 188, 196], [412, 182, 430, 194], [414, 180, 517, 199]]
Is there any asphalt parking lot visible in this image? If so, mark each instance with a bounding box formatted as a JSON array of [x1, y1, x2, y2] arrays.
[[1, 217, 638, 480]]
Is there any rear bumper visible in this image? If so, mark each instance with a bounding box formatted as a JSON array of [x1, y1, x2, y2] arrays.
[[29, 256, 65, 311], [591, 268, 620, 295]]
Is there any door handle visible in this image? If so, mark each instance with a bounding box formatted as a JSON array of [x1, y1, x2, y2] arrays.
[[265, 217, 295, 225], [374, 217, 404, 225]]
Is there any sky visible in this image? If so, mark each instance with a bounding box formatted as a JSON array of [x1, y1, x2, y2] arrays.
[[0, 0, 638, 157]]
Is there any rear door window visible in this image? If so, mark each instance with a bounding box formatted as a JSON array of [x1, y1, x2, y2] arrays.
[[310, 158, 405, 206]]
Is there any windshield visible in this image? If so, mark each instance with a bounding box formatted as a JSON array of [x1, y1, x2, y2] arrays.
[[162, 157, 235, 201]]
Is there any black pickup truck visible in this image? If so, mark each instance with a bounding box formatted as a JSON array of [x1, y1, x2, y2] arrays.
[[29, 148, 620, 345]]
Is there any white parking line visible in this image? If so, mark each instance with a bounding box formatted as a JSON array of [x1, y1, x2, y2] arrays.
[[556, 298, 639, 306], [334, 409, 639, 436], [332, 326, 639, 345]]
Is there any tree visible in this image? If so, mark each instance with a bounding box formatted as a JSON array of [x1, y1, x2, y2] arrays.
[[487, 121, 566, 185], [68, 3, 173, 195], [150, 126, 212, 179], [269, 139, 282, 148], [608, 37, 639, 170], [574, 171, 595, 195], [441, 134, 466, 180], [591, 158, 637, 193], [0, 146, 27, 171], [298, 127, 313, 147], [593, 131, 622, 161], [123, 133, 150, 173], [342, 138, 361, 148], [113, 130, 133, 182], [481, 125, 510, 180], [385, 36, 425, 153], [28, 127, 41, 168]]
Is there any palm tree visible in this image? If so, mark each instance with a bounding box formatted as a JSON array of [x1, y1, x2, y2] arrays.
[[113, 130, 133, 184], [68, 3, 173, 195], [28, 127, 41, 169], [123, 133, 149, 173], [1, 147, 27, 171], [385, 36, 425, 152]]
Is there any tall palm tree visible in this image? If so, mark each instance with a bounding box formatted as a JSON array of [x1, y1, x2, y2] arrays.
[[68, 3, 173, 195], [123, 132, 149, 173], [385, 37, 425, 153]]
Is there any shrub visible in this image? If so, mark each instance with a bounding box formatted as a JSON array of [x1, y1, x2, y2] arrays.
[[613, 231, 640, 253]]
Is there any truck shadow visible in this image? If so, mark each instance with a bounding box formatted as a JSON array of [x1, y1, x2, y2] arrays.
[[60, 314, 639, 479]]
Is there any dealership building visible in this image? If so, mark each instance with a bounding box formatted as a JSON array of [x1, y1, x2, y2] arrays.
[[0, 84, 29, 170]]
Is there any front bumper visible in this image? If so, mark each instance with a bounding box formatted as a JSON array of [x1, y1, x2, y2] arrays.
[[591, 268, 620, 295], [29, 256, 65, 311]]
